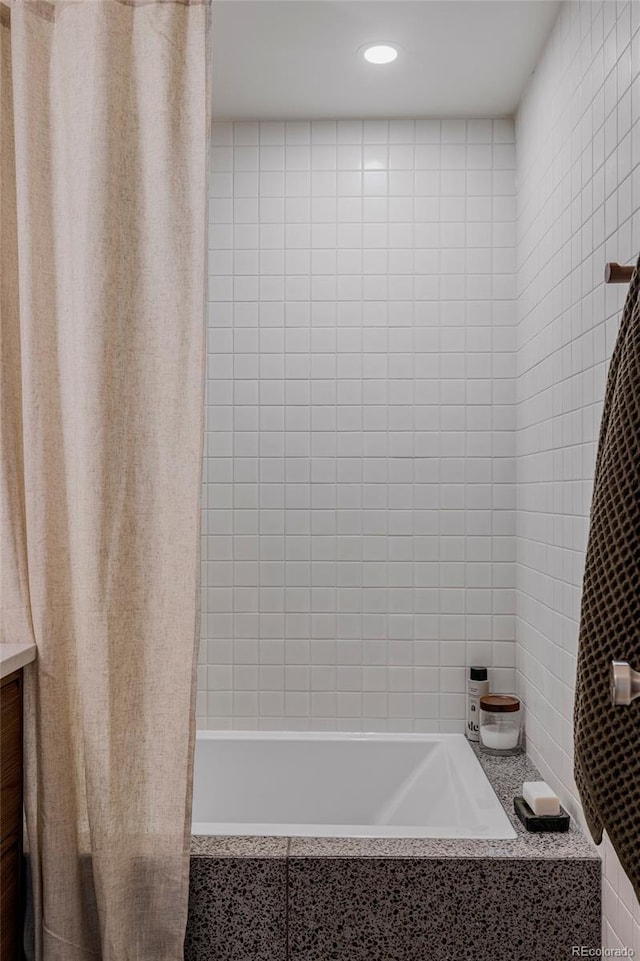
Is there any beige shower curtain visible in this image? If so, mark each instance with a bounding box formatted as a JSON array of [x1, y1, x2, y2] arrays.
[[1, 2, 210, 958]]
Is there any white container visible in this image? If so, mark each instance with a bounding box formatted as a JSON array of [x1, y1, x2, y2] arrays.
[[479, 695, 522, 755], [466, 666, 489, 742]]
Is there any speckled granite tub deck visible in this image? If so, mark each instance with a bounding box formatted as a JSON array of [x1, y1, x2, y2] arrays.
[[185, 748, 601, 961]]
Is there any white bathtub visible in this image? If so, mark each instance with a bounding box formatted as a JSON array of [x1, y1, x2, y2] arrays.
[[191, 732, 516, 840]]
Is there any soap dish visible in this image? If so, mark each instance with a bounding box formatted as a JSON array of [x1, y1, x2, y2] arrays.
[[514, 796, 570, 833]]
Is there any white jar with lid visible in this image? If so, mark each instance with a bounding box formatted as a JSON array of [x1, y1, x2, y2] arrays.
[[479, 695, 522, 755]]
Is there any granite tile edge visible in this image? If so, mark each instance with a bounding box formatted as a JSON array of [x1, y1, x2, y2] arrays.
[[190, 835, 289, 857], [285, 837, 600, 859]]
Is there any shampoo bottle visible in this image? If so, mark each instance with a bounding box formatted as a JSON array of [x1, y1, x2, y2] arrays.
[[466, 666, 489, 742]]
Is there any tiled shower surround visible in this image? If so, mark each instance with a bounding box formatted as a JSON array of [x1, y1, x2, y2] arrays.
[[199, 117, 517, 732], [515, 0, 640, 952], [198, 3, 640, 947]]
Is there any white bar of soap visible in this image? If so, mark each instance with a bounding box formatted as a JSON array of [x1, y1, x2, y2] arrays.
[[523, 781, 561, 817]]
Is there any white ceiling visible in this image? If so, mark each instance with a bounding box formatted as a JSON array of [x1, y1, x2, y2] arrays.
[[212, 0, 561, 120]]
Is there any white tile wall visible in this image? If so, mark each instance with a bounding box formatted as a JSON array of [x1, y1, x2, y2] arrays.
[[199, 117, 517, 733], [516, 0, 640, 950]]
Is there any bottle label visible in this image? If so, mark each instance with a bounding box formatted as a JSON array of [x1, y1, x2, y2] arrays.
[[466, 697, 480, 741]]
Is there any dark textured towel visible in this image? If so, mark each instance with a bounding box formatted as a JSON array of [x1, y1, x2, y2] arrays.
[[574, 253, 640, 897]]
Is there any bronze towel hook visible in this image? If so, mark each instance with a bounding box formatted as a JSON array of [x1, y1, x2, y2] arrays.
[[605, 262, 634, 283]]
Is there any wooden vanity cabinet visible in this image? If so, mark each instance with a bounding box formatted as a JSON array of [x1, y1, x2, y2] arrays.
[[1, 669, 23, 961]]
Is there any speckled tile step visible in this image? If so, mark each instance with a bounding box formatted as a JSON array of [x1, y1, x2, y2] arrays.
[[287, 856, 601, 961], [184, 854, 287, 961]]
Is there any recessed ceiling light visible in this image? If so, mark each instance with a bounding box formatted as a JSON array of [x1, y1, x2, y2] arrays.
[[363, 44, 398, 65]]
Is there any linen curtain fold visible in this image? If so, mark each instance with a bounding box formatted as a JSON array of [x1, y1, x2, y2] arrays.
[[1, 2, 210, 957]]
